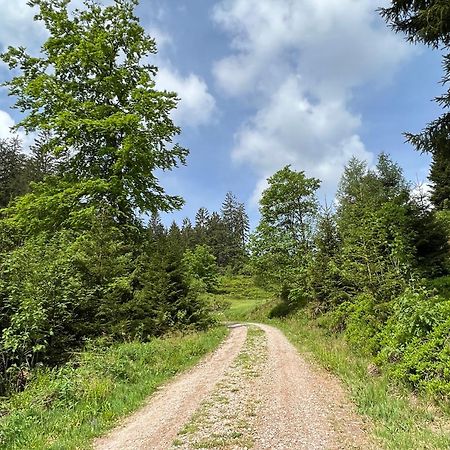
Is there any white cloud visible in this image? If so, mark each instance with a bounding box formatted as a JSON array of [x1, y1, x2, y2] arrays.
[[148, 27, 173, 50], [0, 110, 15, 139], [213, 0, 413, 201], [0, 110, 36, 150], [156, 67, 217, 127], [0, 0, 47, 51]]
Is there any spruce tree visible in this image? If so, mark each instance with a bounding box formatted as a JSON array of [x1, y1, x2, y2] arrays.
[[380, 1, 450, 210], [221, 191, 249, 268], [0, 137, 29, 208]]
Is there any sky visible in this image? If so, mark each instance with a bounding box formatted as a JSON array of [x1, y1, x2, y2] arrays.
[[0, 0, 444, 228]]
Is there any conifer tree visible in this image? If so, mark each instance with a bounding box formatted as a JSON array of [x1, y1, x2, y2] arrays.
[[221, 191, 250, 268], [194, 207, 210, 245], [0, 137, 29, 208], [380, 1, 450, 210]]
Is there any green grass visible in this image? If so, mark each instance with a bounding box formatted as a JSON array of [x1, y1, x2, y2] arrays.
[[213, 276, 450, 449], [0, 327, 228, 450], [211, 275, 273, 322]]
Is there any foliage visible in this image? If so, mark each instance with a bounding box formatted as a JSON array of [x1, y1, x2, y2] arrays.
[[220, 191, 250, 269], [182, 245, 219, 293], [250, 165, 320, 292], [257, 306, 450, 450], [2, 0, 187, 223], [0, 137, 32, 208], [376, 288, 450, 396], [251, 152, 450, 400], [188, 192, 250, 271]]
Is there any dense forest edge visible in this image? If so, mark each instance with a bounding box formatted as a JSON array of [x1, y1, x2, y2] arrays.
[[1, 0, 450, 448]]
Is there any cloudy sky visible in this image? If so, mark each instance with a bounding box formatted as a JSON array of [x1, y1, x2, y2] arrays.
[[0, 0, 443, 226]]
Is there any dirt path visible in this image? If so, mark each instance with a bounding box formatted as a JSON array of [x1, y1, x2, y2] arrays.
[[253, 323, 374, 449], [95, 325, 248, 450], [95, 323, 376, 450]]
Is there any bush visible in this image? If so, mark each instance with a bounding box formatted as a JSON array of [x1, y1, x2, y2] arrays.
[[375, 288, 450, 397]]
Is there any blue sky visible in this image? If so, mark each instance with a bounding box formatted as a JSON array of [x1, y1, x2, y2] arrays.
[[0, 0, 444, 227]]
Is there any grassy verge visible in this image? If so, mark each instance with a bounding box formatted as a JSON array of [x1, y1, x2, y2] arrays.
[[215, 275, 450, 449], [0, 327, 228, 450]]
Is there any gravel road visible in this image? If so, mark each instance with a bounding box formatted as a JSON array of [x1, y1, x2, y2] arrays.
[[95, 323, 376, 450]]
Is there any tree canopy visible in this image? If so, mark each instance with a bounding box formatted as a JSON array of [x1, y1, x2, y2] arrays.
[[2, 0, 187, 225]]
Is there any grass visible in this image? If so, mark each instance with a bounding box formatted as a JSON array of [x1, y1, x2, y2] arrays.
[[214, 275, 450, 449], [0, 327, 228, 450], [212, 275, 274, 322]]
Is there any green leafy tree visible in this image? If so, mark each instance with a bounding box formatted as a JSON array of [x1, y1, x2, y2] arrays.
[[2, 0, 187, 227], [380, 1, 450, 210], [182, 245, 219, 293], [251, 165, 320, 294]]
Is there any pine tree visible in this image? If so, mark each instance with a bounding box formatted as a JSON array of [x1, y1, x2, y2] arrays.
[[380, 1, 450, 210], [0, 137, 29, 208]]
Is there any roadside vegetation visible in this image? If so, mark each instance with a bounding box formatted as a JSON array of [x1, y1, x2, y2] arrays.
[[0, 327, 227, 449], [0, 1, 247, 448]]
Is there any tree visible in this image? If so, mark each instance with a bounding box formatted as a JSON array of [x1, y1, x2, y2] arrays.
[[380, 1, 450, 210], [194, 207, 210, 245], [0, 137, 30, 208], [28, 131, 60, 182], [251, 166, 320, 292], [2, 0, 187, 227], [182, 245, 219, 293], [335, 155, 416, 302], [309, 203, 343, 311], [206, 211, 228, 266], [220, 191, 250, 269], [259, 165, 320, 249]]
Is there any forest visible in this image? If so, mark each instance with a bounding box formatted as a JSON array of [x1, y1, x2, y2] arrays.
[[0, 0, 450, 448]]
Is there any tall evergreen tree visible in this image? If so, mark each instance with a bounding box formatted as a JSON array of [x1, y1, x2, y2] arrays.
[[221, 191, 250, 268], [0, 137, 29, 208], [194, 207, 210, 245], [336, 155, 415, 301], [206, 211, 228, 266], [380, 1, 450, 210], [28, 131, 60, 182]]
